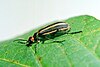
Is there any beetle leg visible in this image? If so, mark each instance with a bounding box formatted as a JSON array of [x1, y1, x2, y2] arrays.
[[34, 44, 37, 54], [40, 36, 49, 44], [41, 40, 45, 44], [68, 31, 82, 34], [65, 28, 82, 34], [65, 28, 71, 34], [34, 40, 40, 54], [52, 40, 65, 45]]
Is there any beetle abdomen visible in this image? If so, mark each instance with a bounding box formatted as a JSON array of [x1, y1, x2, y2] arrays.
[[38, 22, 70, 35]]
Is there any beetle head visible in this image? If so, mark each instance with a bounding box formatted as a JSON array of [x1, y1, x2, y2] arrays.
[[26, 36, 35, 47]]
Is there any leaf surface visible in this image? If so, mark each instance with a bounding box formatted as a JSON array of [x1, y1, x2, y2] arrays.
[[0, 15, 100, 67]]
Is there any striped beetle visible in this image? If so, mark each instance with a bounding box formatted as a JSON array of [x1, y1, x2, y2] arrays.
[[14, 22, 82, 53]]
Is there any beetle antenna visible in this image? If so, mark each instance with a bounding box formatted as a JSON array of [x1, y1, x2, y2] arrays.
[[13, 38, 27, 42], [17, 41, 26, 44], [13, 38, 27, 44]]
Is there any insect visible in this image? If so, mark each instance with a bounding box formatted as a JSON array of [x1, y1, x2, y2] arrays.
[[14, 22, 82, 53]]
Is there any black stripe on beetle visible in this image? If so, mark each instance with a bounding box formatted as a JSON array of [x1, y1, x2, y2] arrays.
[[14, 22, 82, 54]]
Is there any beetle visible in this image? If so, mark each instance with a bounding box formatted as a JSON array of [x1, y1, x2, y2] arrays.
[[14, 22, 82, 53]]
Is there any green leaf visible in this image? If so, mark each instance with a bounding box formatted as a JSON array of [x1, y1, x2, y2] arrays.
[[0, 15, 100, 67]]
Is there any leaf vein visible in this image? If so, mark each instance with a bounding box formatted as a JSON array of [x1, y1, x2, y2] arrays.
[[30, 47, 42, 67], [0, 58, 30, 67]]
